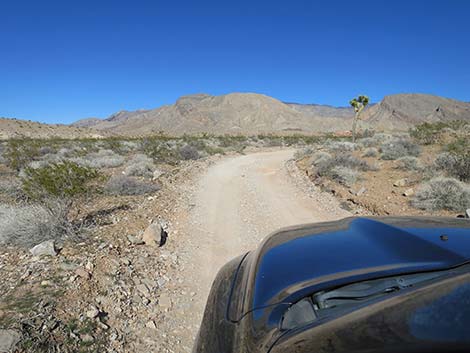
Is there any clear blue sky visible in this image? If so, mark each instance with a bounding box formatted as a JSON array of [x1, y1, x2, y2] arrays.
[[1, 0, 469, 124]]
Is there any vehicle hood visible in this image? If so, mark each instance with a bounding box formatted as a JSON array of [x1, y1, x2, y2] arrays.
[[231, 217, 470, 317]]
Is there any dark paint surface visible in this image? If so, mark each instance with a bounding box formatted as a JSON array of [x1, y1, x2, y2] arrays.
[[194, 217, 470, 353], [253, 218, 470, 309]]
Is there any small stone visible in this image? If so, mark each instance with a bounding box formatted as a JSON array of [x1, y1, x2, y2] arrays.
[[466, 209, 470, 219], [29, 240, 57, 257], [85, 261, 94, 272], [142, 222, 166, 247], [403, 188, 414, 197], [356, 187, 367, 196], [157, 278, 166, 288], [86, 305, 100, 319], [0, 329, 21, 352], [158, 293, 172, 309], [127, 235, 144, 245], [152, 169, 164, 180], [145, 320, 157, 329], [80, 334, 94, 343], [75, 267, 90, 279], [393, 178, 408, 187], [41, 280, 52, 286], [136, 284, 150, 297]]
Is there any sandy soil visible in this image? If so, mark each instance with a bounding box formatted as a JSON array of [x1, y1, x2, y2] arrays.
[[160, 149, 350, 352]]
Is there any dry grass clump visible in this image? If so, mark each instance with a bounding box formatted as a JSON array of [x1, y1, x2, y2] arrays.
[[179, 144, 200, 160], [362, 147, 379, 157], [434, 152, 470, 183], [380, 137, 421, 160], [325, 141, 356, 152], [124, 154, 156, 178], [0, 178, 25, 200], [311, 152, 372, 186], [412, 177, 470, 211], [104, 175, 160, 196], [72, 149, 125, 169], [0, 201, 71, 247], [329, 166, 359, 186], [294, 147, 314, 160], [396, 156, 422, 171]]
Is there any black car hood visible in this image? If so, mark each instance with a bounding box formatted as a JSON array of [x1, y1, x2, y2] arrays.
[[231, 217, 470, 318]]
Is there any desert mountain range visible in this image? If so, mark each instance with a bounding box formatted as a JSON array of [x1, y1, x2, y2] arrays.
[[2, 93, 469, 138]]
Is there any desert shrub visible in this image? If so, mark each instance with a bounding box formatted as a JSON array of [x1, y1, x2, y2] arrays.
[[0, 179, 25, 200], [325, 141, 356, 152], [294, 147, 314, 160], [396, 156, 422, 171], [434, 152, 458, 171], [357, 137, 376, 148], [21, 161, 99, 201], [313, 152, 371, 181], [362, 147, 379, 157], [412, 177, 470, 211], [371, 133, 394, 145], [124, 154, 156, 178], [445, 137, 470, 155], [434, 152, 470, 182], [334, 154, 372, 171], [410, 120, 468, 145], [72, 149, 125, 169], [141, 139, 180, 164], [329, 167, 359, 186], [179, 144, 200, 160], [4, 139, 42, 171], [0, 201, 71, 247], [380, 137, 421, 160], [104, 175, 160, 196], [311, 152, 333, 173]]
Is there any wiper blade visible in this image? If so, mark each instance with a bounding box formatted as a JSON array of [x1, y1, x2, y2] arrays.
[[314, 272, 444, 309]]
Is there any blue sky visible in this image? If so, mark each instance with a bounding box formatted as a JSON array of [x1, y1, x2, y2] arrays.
[[1, 0, 469, 124]]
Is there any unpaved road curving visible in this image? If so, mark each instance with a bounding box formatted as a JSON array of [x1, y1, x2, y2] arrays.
[[162, 149, 350, 352]]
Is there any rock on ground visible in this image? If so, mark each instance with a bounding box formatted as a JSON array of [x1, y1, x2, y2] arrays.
[[0, 329, 21, 353], [29, 240, 57, 257]]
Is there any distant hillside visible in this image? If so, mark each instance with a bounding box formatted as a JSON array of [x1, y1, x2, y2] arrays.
[[3, 92, 470, 138], [0, 117, 106, 139], [362, 93, 470, 129], [72, 93, 355, 136]]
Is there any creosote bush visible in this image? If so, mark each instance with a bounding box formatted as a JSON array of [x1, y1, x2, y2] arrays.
[[412, 177, 470, 211], [104, 175, 160, 196], [21, 161, 99, 201]]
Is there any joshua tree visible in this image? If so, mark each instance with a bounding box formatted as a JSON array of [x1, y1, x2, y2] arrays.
[[349, 95, 369, 143]]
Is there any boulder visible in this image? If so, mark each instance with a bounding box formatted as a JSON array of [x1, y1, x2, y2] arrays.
[[0, 329, 21, 353], [466, 209, 470, 219], [142, 222, 166, 247], [29, 240, 57, 257]]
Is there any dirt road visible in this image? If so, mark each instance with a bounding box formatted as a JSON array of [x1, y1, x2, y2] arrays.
[[162, 149, 350, 352]]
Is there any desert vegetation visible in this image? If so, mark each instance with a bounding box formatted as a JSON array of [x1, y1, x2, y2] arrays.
[[296, 120, 470, 215]]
